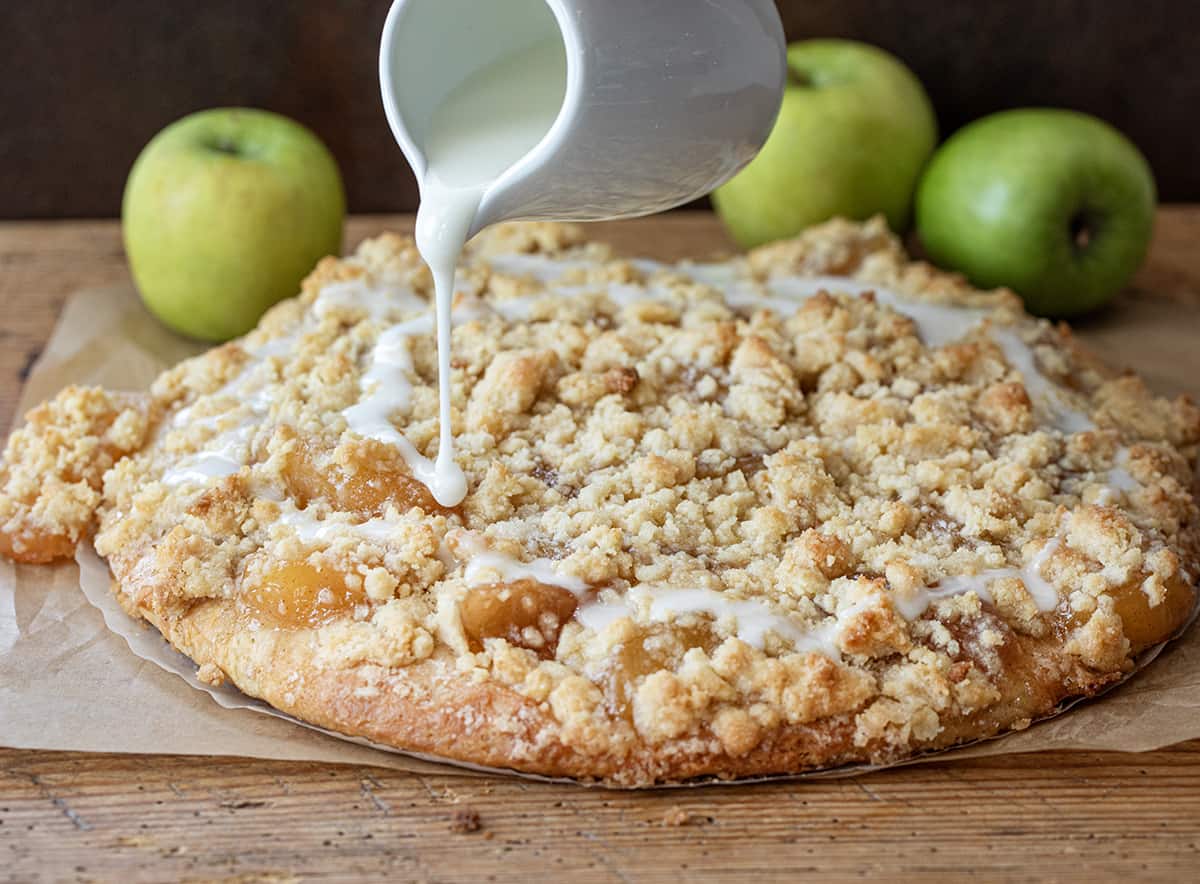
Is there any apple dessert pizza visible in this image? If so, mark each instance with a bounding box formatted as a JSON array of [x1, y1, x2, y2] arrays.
[[1, 218, 1196, 784]]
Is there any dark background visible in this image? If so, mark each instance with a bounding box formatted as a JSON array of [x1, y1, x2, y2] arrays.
[[1, 1, 1196, 219]]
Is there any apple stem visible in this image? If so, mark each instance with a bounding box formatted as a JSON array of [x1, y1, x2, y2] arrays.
[[1070, 212, 1094, 253], [787, 67, 814, 88]]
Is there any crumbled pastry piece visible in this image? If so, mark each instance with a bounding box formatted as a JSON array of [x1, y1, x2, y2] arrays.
[[1, 217, 1196, 785], [449, 808, 482, 834], [197, 662, 227, 687], [661, 806, 698, 827], [0, 386, 152, 562]]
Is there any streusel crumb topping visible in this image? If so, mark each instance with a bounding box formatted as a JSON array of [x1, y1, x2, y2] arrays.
[[2, 217, 1196, 776]]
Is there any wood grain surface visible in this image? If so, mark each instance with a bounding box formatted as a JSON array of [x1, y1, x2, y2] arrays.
[[1, 211, 1199, 882]]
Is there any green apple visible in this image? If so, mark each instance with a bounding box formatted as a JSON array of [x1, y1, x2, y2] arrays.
[[713, 39, 937, 248], [915, 109, 1156, 317], [123, 108, 345, 342]]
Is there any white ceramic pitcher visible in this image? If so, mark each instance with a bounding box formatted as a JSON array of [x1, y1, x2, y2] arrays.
[[379, 0, 786, 239]]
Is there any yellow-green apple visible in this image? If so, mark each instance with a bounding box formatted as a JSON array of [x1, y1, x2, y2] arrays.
[[915, 109, 1156, 317], [713, 39, 937, 248], [123, 108, 345, 341]]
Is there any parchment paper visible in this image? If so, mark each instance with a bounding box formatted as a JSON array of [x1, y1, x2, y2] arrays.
[[2, 283, 1199, 783]]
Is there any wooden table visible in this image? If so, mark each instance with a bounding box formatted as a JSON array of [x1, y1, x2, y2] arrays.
[[2, 212, 1199, 882]]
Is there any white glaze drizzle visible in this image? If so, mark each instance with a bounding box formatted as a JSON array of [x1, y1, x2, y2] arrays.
[[274, 501, 399, 546], [312, 268, 479, 511], [453, 539, 837, 654], [246, 329, 300, 359], [452, 526, 1072, 660], [761, 273, 1141, 488], [485, 254, 593, 282], [454, 530, 588, 594], [170, 361, 272, 430], [339, 315, 456, 499], [578, 585, 841, 656], [313, 278, 427, 321], [572, 538, 1064, 658], [893, 537, 1063, 621], [160, 423, 254, 488], [164, 260, 510, 503], [463, 550, 588, 594], [1105, 445, 1139, 493], [343, 324, 417, 433], [988, 326, 1095, 434], [161, 277, 437, 495], [766, 275, 991, 347], [406, 38, 567, 509], [335, 297, 505, 507]]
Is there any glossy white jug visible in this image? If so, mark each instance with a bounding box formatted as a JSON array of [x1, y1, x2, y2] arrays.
[[380, 0, 786, 239]]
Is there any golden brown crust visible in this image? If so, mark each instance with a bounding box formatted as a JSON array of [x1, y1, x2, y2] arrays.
[[3, 216, 1198, 784], [119, 579, 1124, 785]]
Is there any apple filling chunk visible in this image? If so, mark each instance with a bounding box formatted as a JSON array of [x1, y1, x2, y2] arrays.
[[283, 441, 453, 516], [241, 561, 365, 628], [1056, 575, 1195, 649], [603, 624, 719, 719], [459, 579, 579, 657], [0, 529, 77, 564], [1109, 576, 1195, 647]]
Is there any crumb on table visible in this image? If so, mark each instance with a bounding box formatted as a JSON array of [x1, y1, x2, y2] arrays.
[[450, 808, 482, 833]]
